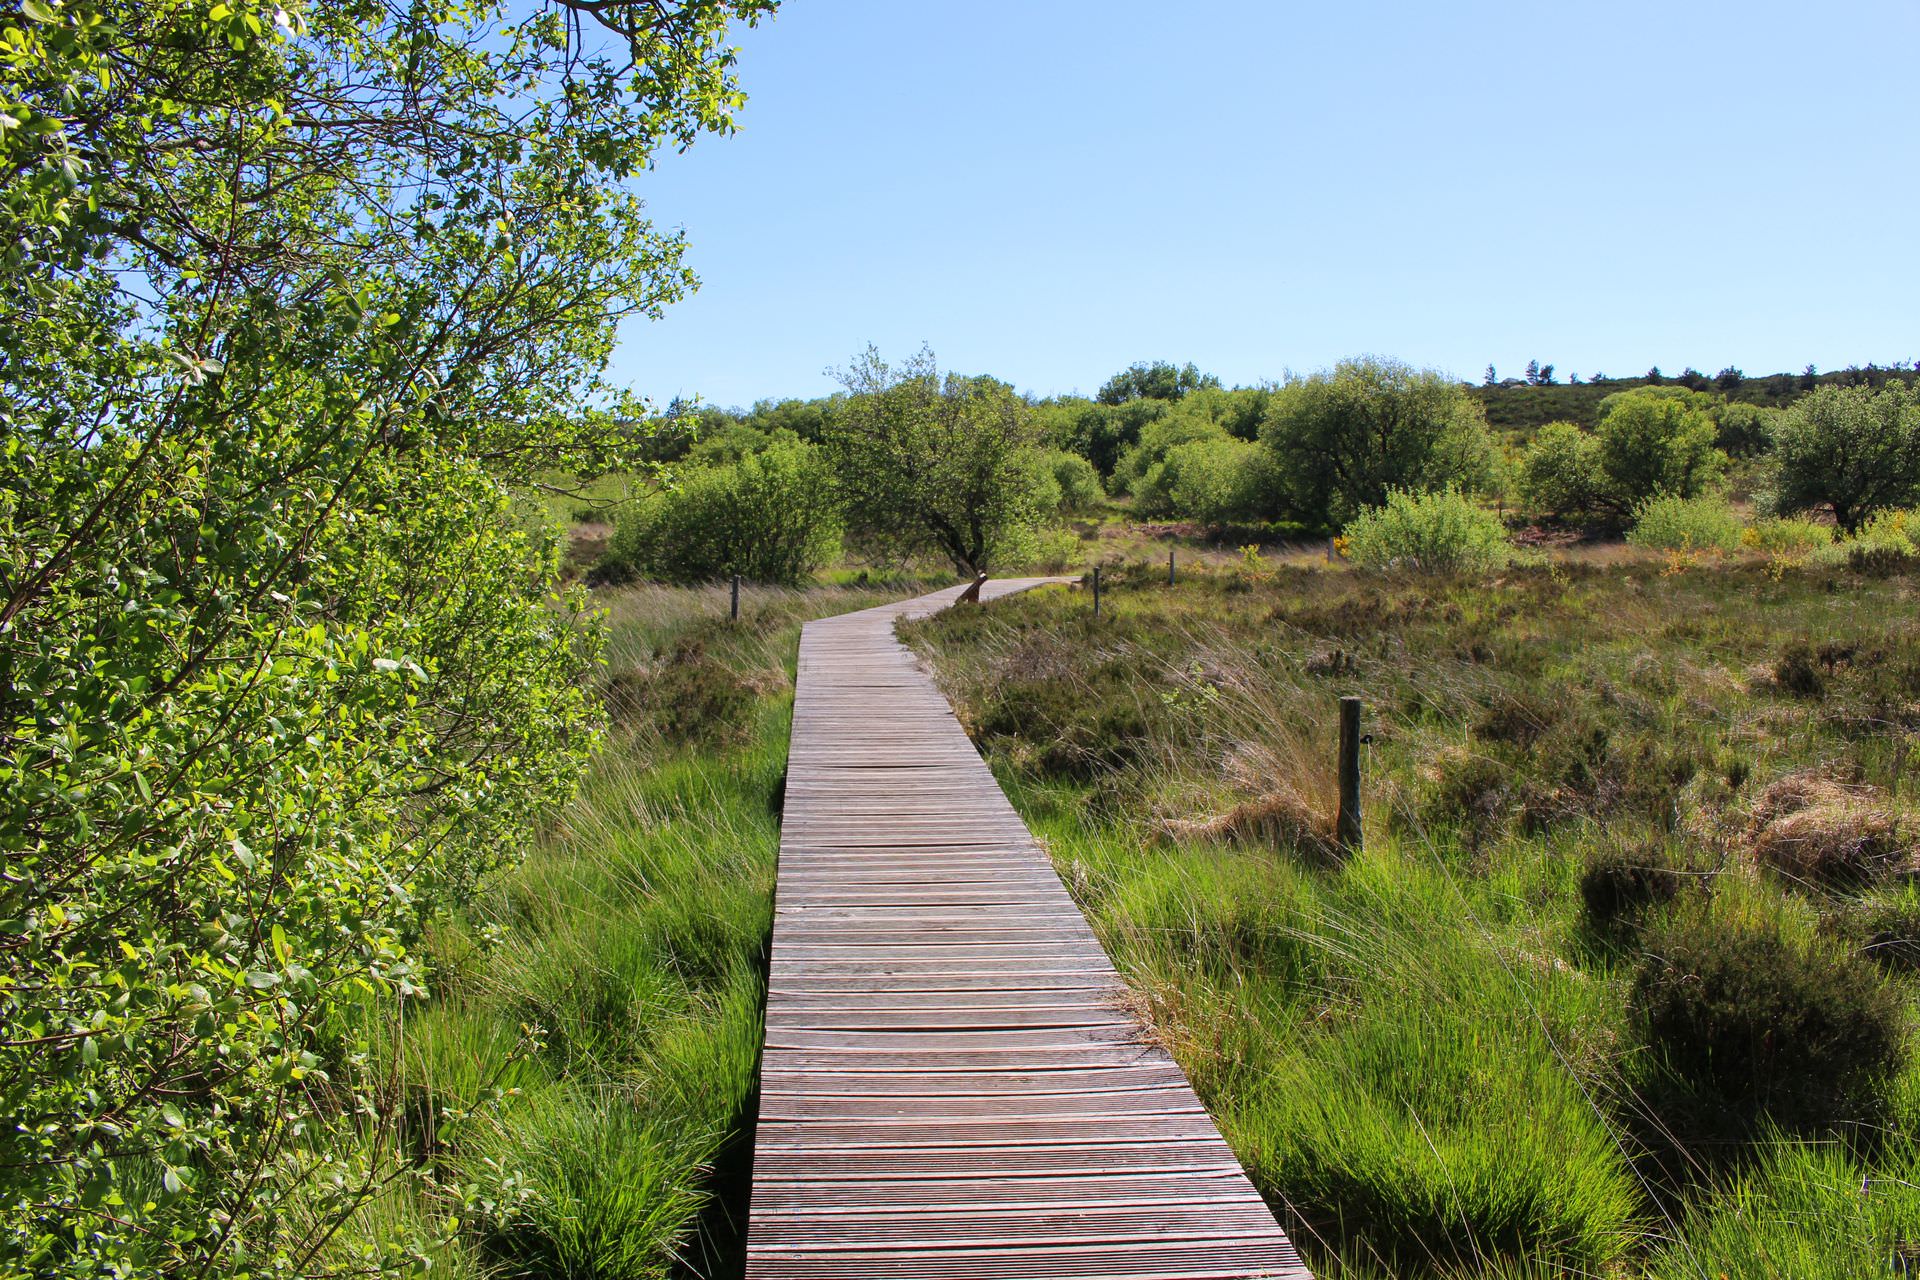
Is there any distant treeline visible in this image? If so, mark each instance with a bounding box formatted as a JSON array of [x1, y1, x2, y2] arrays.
[[594, 355, 1920, 583], [658, 357, 1920, 460], [1474, 361, 1920, 432]]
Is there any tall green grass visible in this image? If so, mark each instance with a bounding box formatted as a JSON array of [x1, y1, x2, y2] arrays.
[[333, 582, 906, 1278]]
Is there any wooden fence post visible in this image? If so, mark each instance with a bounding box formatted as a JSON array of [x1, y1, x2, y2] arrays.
[[1092, 565, 1102, 619], [1168, 549, 1176, 586], [1337, 696, 1363, 854], [730, 574, 740, 623]]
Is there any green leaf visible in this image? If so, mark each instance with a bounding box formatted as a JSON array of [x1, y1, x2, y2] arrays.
[[21, 1, 57, 23]]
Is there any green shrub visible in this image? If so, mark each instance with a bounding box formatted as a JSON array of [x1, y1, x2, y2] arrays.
[[1112, 415, 1231, 498], [1139, 436, 1268, 526], [1849, 896, 1920, 987], [1745, 516, 1833, 555], [1626, 494, 1744, 553], [1041, 448, 1105, 513], [1517, 420, 1606, 520], [1595, 388, 1729, 514], [1709, 399, 1781, 458], [1851, 507, 1919, 555], [1341, 487, 1514, 574], [1631, 907, 1905, 1129], [604, 441, 842, 585]]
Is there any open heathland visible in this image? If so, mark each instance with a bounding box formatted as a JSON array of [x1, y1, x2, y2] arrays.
[[902, 554, 1920, 1278]]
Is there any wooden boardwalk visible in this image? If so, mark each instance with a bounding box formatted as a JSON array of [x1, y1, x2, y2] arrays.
[[744, 579, 1309, 1280]]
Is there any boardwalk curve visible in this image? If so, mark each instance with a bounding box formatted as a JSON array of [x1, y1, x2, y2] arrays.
[[744, 579, 1310, 1279]]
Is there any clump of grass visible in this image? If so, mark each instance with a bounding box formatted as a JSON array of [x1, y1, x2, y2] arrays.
[[1747, 772, 1911, 888], [1228, 853, 1639, 1274], [1162, 789, 1338, 862], [1649, 1138, 1920, 1279]]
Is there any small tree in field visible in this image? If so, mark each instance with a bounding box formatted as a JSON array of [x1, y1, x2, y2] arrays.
[[1593, 389, 1727, 517], [1772, 384, 1920, 533], [1259, 356, 1499, 531], [1518, 422, 1606, 520], [826, 347, 1051, 574]]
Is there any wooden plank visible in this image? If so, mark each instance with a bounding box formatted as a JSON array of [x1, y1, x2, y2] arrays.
[[744, 578, 1310, 1280]]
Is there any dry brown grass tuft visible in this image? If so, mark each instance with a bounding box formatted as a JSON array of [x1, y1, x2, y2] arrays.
[[1162, 789, 1340, 862], [1747, 771, 1913, 885]]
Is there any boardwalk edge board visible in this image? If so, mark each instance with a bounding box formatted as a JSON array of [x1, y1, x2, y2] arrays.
[[743, 577, 1311, 1280]]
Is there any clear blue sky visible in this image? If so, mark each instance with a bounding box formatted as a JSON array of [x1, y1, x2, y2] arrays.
[[613, 0, 1920, 409]]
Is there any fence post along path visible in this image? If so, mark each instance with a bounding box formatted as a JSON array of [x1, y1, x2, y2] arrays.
[[744, 577, 1310, 1279]]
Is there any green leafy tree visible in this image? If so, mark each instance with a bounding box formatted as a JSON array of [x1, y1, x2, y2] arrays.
[[1708, 399, 1780, 457], [1136, 436, 1269, 527], [825, 347, 1051, 574], [1037, 449, 1105, 514], [1593, 389, 1728, 515], [1259, 356, 1500, 530], [1518, 421, 1607, 520], [1112, 415, 1232, 497], [1095, 359, 1221, 405], [606, 440, 841, 584], [1772, 383, 1920, 532], [0, 0, 771, 1274], [1032, 395, 1167, 477]]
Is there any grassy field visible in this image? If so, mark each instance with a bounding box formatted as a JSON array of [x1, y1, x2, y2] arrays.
[[903, 552, 1920, 1278], [350, 583, 915, 1279]]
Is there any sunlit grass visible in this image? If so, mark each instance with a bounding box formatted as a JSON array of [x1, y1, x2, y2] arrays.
[[909, 555, 1920, 1276], [365, 582, 907, 1278]]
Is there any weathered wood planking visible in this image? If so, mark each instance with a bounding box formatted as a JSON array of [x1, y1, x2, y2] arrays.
[[744, 579, 1310, 1280]]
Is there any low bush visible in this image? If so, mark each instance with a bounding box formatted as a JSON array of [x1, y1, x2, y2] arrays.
[[1626, 494, 1744, 553], [1341, 487, 1514, 574], [1137, 436, 1269, 526], [601, 648, 758, 747], [1632, 905, 1905, 1130], [1580, 842, 1688, 933], [1517, 420, 1605, 521], [974, 665, 1164, 779], [1744, 516, 1832, 555], [1852, 507, 1919, 556], [603, 441, 842, 585], [1040, 448, 1105, 513]]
